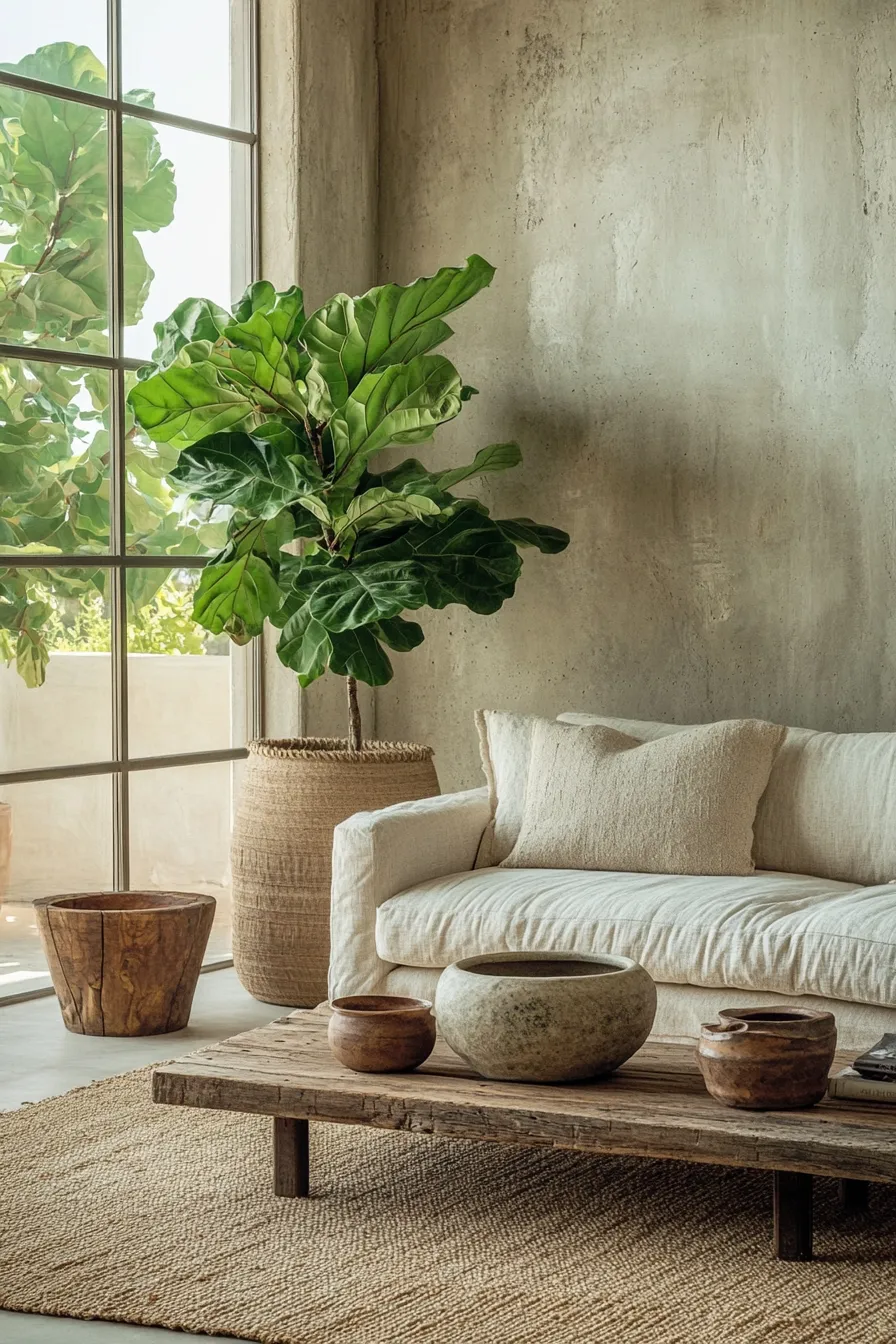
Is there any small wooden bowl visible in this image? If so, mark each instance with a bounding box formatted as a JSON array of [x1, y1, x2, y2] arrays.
[[328, 995, 436, 1073], [697, 1007, 837, 1109]]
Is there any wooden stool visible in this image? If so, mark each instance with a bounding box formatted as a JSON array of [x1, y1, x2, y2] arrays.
[[35, 891, 215, 1036]]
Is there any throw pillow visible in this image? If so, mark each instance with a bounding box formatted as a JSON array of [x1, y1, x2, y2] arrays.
[[473, 709, 538, 867], [501, 717, 786, 876], [561, 712, 896, 886]]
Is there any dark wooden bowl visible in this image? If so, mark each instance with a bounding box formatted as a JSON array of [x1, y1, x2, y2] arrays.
[[696, 1007, 837, 1109], [328, 994, 436, 1073]]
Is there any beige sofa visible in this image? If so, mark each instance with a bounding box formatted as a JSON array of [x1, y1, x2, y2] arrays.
[[329, 714, 896, 1050]]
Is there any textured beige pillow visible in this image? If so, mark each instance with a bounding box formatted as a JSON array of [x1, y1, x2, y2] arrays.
[[753, 728, 896, 884], [475, 709, 694, 867], [561, 712, 896, 885], [502, 718, 786, 876], [474, 709, 538, 867]]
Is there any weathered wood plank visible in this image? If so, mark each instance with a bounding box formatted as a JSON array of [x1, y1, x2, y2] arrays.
[[151, 1016, 896, 1185]]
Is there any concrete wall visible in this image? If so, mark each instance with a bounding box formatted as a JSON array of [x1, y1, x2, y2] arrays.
[[371, 0, 896, 790], [259, 0, 379, 742], [0, 655, 234, 899]]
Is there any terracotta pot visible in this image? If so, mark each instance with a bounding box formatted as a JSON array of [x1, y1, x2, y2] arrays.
[[328, 995, 437, 1072], [231, 739, 438, 1008], [696, 1007, 837, 1109]]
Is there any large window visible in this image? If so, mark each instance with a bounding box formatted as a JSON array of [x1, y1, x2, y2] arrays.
[[0, 3, 259, 998]]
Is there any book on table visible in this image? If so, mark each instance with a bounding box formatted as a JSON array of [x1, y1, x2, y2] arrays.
[[829, 1068, 896, 1103]]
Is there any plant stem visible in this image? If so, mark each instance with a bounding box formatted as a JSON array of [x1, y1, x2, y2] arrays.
[[346, 675, 362, 752]]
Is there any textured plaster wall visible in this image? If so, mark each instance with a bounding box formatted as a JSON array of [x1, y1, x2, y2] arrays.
[[259, 0, 378, 740], [372, 0, 896, 790]]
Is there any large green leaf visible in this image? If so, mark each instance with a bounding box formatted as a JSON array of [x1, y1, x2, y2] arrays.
[[433, 442, 522, 490], [192, 520, 284, 642], [217, 309, 308, 418], [128, 351, 259, 448], [16, 626, 48, 687], [356, 505, 521, 614], [0, 43, 106, 96], [328, 626, 393, 685], [276, 607, 332, 688], [302, 255, 493, 414], [363, 443, 522, 501], [496, 517, 570, 554], [170, 423, 321, 518], [269, 550, 337, 630], [232, 282, 305, 342], [150, 297, 231, 369], [332, 486, 439, 547], [374, 615, 424, 652], [19, 93, 74, 184], [309, 561, 425, 632], [328, 355, 463, 488]]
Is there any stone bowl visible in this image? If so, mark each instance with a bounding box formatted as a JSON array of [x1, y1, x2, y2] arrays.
[[328, 994, 436, 1073], [434, 951, 657, 1083]]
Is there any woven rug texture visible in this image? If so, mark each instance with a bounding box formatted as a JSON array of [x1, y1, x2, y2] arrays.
[[2, 1067, 896, 1344]]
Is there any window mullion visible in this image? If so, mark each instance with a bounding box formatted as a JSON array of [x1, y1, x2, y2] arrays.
[[108, 0, 130, 890]]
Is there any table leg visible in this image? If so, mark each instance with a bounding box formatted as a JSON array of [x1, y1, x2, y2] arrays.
[[273, 1117, 309, 1197], [772, 1171, 813, 1261], [838, 1178, 869, 1217]]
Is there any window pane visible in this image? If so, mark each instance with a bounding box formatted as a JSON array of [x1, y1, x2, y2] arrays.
[[0, 360, 111, 553], [124, 121, 251, 358], [128, 761, 237, 957], [122, 0, 251, 130], [0, 774, 113, 901], [0, 88, 109, 354], [0, 565, 113, 769], [0, 8, 108, 94], [0, 773, 113, 999], [126, 568, 248, 757]]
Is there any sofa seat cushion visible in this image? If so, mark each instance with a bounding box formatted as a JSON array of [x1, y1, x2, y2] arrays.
[[375, 867, 896, 1008]]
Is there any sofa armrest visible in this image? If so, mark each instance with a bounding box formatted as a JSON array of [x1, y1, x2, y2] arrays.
[[329, 787, 490, 999]]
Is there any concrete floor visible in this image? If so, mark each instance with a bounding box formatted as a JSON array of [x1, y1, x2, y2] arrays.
[[1, 966, 290, 1343]]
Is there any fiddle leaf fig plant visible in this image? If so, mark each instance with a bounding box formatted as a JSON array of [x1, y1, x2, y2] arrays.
[[128, 256, 570, 747]]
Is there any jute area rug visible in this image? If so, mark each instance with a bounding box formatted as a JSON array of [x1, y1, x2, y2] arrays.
[[3, 1068, 896, 1344]]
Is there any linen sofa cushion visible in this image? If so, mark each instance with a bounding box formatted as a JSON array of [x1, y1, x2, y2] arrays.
[[753, 728, 896, 885], [501, 718, 785, 876], [560, 713, 896, 886], [374, 866, 896, 1009], [475, 709, 690, 867]]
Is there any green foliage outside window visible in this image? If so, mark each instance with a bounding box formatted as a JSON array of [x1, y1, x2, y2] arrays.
[[0, 43, 228, 686]]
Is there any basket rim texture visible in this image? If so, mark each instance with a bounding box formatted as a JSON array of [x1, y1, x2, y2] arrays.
[[247, 737, 434, 764]]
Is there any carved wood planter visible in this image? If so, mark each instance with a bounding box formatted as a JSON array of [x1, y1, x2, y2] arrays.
[[35, 891, 215, 1036], [231, 739, 439, 1009]]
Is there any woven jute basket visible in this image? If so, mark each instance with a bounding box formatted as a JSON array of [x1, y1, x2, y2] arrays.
[[231, 738, 439, 1007]]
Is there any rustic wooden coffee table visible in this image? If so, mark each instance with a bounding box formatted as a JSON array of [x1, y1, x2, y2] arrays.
[[152, 1013, 896, 1262]]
